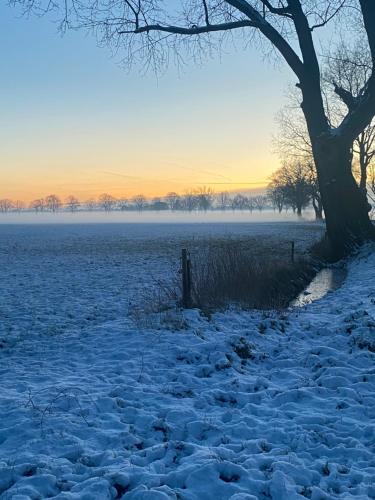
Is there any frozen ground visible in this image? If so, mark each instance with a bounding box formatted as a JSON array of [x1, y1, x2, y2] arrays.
[[0, 222, 323, 340], [0, 222, 374, 499]]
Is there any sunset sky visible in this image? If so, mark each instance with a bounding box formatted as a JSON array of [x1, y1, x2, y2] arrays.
[[1, 4, 292, 202]]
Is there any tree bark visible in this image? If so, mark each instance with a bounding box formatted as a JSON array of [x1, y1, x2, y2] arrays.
[[312, 134, 375, 258]]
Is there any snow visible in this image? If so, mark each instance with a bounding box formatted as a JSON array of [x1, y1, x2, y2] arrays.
[[0, 222, 374, 499]]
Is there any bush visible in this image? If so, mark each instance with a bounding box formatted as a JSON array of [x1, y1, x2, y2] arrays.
[[187, 241, 315, 311]]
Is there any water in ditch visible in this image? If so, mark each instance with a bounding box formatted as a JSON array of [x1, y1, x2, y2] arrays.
[[292, 267, 347, 308]]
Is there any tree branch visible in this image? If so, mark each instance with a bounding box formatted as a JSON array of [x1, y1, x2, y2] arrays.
[[310, 1, 345, 31], [202, 0, 210, 25], [225, 0, 304, 79], [334, 84, 356, 110], [259, 0, 292, 18], [118, 19, 257, 35]]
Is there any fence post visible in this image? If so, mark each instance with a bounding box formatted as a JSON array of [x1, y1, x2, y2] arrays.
[[291, 241, 295, 263], [181, 248, 192, 308]]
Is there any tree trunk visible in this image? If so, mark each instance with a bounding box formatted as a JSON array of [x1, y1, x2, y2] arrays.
[[312, 197, 323, 220], [359, 145, 367, 193], [313, 135, 375, 258]]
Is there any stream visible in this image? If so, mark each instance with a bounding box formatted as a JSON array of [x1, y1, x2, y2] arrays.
[[292, 267, 347, 307]]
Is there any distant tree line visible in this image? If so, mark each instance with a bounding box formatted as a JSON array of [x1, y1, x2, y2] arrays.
[[0, 185, 320, 214], [0, 181, 346, 217]]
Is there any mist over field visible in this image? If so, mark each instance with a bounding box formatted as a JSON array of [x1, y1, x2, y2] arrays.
[[0, 209, 317, 225]]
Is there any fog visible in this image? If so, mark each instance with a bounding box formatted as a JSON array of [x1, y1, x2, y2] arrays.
[[0, 209, 317, 225]]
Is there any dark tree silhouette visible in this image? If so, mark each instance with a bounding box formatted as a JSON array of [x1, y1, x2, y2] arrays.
[[217, 191, 230, 211], [45, 194, 61, 212], [65, 195, 80, 212], [99, 193, 116, 211], [195, 186, 214, 212], [165, 192, 181, 211], [30, 198, 45, 212], [269, 162, 312, 216], [85, 198, 97, 211], [10, 0, 375, 256], [132, 194, 147, 211], [14, 200, 26, 212], [0, 199, 13, 213]]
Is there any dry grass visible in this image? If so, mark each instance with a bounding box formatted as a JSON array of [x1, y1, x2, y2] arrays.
[[145, 239, 317, 314], [188, 241, 315, 312]]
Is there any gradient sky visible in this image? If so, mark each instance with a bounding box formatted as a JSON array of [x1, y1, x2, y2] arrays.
[[1, 4, 292, 202]]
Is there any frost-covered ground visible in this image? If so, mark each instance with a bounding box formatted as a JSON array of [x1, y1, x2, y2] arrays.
[[0, 222, 374, 500]]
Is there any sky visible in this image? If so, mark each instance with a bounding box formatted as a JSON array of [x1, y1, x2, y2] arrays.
[[1, 3, 293, 202]]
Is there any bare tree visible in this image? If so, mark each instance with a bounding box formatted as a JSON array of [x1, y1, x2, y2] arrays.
[[324, 40, 375, 203], [45, 194, 61, 212], [267, 184, 285, 213], [253, 195, 267, 212], [65, 195, 80, 212], [30, 198, 45, 212], [195, 186, 214, 211], [269, 162, 311, 216], [9, 0, 375, 255], [181, 190, 197, 212], [85, 198, 97, 211], [305, 161, 323, 220], [132, 194, 147, 211], [14, 200, 25, 212], [165, 192, 181, 211], [231, 194, 248, 211], [368, 164, 375, 201], [0, 199, 13, 213], [276, 40, 375, 210], [118, 198, 129, 211], [98, 193, 116, 211], [217, 191, 230, 211]]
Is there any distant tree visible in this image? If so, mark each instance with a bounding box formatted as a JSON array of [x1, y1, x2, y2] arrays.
[[267, 185, 285, 213], [65, 195, 80, 212], [132, 194, 147, 212], [182, 190, 197, 212], [247, 196, 254, 212], [231, 194, 248, 211], [217, 191, 230, 211], [195, 186, 214, 212], [253, 195, 267, 212], [118, 198, 129, 211], [30, 198, 45, 212], [85, 198, 97, 211], [269, 163, 311, 216], [0, 199, 13, 213], [165, 192, 181, 211], [305, 162, 323, 220], [98, 193, 116, 211], [150, 197, 168, 211], [14, 200, 25, 212], [44, 194, 61, 212]]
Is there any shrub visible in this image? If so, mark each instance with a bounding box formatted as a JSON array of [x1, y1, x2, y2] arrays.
[[188, 241, 315, 312]]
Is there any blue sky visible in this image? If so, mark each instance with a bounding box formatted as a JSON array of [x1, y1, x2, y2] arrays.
[[1, 3, 292, 201]]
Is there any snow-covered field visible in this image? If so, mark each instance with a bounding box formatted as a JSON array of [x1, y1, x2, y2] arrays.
[[1, 222, 374, 499]]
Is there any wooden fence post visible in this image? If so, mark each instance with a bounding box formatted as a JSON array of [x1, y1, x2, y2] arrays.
[[181, 248, 192, 308], [291, 241, 295, 263]]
